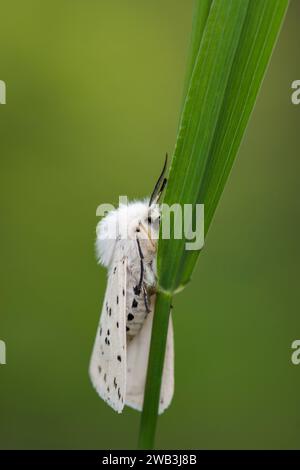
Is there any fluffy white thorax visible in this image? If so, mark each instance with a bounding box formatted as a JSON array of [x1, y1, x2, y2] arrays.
[[96, 199, 160, 268]]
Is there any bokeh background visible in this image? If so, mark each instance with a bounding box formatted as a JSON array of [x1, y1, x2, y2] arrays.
[[0, 0, 299, 449]]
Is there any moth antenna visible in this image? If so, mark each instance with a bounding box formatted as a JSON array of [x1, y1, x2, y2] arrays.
[[155, 176, 167, 203], [149, 153, 168, 207]]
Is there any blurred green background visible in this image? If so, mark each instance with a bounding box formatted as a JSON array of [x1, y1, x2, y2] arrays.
[[0, 0, 299, 450]]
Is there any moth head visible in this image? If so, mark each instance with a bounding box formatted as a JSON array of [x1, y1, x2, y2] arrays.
[[123, 152, 169, 251], [134, 203, 161, 255], [95, 155, 168, 266], [119, 201, 158, 255]]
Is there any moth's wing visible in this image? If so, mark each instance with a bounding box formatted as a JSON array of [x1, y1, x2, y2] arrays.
[[159, 313, 174, 414], [89, 255, 127, 413], [125, 297, 174, 415]]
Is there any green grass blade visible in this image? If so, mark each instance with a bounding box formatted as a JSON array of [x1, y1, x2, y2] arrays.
[[182, 0, 213, 105], [158, 0, 250, 293], [138, 0, 289, 450], [203, 0, 289, 231], [179, 0, 290, 286]]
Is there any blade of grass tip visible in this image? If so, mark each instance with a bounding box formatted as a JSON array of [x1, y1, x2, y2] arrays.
[[202, 0, 290, 231], [159, 0, 250, 293], [175, 0, 290, 287], [181, 0, 213, 109]]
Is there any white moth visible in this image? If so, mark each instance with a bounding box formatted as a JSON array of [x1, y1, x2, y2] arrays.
[[89, 156, 174, 414]]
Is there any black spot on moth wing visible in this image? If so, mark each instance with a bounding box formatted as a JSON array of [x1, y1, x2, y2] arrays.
[[114, 377, 117, 389], [116, 296, 119, 304], [122, 289, 125, 296], [107, 386, 110, 393], [132, 298, 138, 308], [98, 366, 101, 374], [133, 286, 140, 295], [99, 328, 102, 336], [126, 326, 130, 332], [104, 373, 107, 382], [116, 322, 119, 328], [127, 313, 134, 321], [113, 266, 116, 274], [107, 329, 110, 336], [117, 355, 121, 362], [109, 308, 112, 316]]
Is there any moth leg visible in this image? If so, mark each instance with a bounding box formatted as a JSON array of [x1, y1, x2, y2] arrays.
[[142, 284, 151, 314], [134, 238, 144, 296], [134, 238, 151, 313]]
